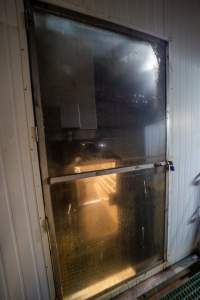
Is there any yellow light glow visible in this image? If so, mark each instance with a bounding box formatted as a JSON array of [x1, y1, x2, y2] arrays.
[[65, 266, 136, 300], [74, 160, 117, 206], [74, 160, 118, 240], [74, 160, 116, 173]]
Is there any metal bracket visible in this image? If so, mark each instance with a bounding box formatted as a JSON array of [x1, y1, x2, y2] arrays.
[[154, 160, 175, 172], [154, 161, 167, 168]]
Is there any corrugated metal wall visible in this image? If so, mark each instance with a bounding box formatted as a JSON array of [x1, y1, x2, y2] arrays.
[[1, 0, 200, 299], [0, 0, 52, 299], [165, 0, 200, 264]]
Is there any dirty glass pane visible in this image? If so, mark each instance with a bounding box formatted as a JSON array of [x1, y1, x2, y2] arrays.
[[34, 12, 166, 177], [51, 167, 165, 299]]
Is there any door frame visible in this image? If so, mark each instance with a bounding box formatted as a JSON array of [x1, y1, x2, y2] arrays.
[[24, 1, 170, 298]]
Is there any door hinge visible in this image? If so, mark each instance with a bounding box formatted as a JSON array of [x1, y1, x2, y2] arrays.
[[35, 126, 39, 143], [42, 216, 53, 254], [31, 126, 39, 143], [42, 216, 50, 234], [24, 8, 34, 31]]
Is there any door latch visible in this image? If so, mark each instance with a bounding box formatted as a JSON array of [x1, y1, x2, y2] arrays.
[[166, 160, 175, 172], [154, 160, 175, 171]]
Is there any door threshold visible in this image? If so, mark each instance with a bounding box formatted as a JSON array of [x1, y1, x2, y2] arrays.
[[93, 262, 166, 300], [94, 255, 199, 300], [111, 255, 200, 300]]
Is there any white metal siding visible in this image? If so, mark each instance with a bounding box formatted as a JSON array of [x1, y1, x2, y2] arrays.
[[1, 0, 200, 299], [165, 0, 200, 264], [0, 0, 52, 299]]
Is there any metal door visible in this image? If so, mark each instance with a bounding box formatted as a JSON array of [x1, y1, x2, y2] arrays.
[[27, 3, 168, 299]]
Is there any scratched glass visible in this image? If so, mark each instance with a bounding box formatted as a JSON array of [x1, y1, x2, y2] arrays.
[[51, 167, 165, 299], [34, 12, 166, 177]]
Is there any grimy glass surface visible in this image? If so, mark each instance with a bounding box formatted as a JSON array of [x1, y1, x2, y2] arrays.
[[51, 167, 165, 299], [34, 11, 166, 177]]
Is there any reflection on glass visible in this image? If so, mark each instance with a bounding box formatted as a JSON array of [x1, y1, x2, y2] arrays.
[[34, 12, 166, 176], [74, 159, 116, 173], [51, 167, 165, 299]]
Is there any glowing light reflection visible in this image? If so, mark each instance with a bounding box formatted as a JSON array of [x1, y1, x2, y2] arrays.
[[65, 266, 136, 300]]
